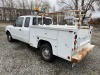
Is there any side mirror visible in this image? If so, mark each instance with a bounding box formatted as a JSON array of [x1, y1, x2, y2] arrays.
[[11, 22, 15, 26], [13, 23, 16, 27]]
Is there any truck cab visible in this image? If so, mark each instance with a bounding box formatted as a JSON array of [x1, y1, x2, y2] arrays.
[[6, 16, 52, 43]]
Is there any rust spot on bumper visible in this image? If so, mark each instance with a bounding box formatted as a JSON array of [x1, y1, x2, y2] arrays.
[[72, 44, 95, 63]]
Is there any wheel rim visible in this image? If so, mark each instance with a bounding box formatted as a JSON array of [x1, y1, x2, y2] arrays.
[[7, 34, 11, 41], [42, 48, 50, 59]]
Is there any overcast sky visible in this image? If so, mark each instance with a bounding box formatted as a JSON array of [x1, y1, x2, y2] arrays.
[[0, 0, 98, 11], [48, 0, 59, 11], [49, 0, 57, 7], [0, 0, 58, 10], [32, 0, 59, 11]]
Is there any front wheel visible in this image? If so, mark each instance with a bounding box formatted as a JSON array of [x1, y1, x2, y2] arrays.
[[7, 33, 13, 42], [40, 44, 53, 62]]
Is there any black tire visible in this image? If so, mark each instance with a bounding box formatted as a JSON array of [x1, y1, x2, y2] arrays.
[[40, 44, 53, 62], [7, 32, 13, 42]]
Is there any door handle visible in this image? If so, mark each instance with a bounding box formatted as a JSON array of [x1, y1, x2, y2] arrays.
[[19, 29, 21, 31]]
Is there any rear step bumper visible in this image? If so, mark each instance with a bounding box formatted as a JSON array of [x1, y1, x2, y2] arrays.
[[72, 44, 95, 63]]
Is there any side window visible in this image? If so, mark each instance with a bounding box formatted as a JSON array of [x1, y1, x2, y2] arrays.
[[24, 17, 30, 27], [32, 17, 43, 25], [38, 18, 42, 25], [43, 18, 52, 25], [32, 17, 52, 25], [33, 17, 37, 25], [15, 17, 24, 27]]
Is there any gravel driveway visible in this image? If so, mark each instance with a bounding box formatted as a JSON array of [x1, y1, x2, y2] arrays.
[[0, 25, 100, 75]]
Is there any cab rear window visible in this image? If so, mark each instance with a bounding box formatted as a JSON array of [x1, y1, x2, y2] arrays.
[[33, 17, 52, 25]]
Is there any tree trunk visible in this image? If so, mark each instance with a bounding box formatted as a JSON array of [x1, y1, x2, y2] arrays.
[[81, 0, 85, 24]]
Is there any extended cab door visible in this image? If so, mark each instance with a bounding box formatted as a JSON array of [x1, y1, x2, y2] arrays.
[[22, 17, 30, 43], [11, 17, 24, 41], [30, 17, 38, 47]]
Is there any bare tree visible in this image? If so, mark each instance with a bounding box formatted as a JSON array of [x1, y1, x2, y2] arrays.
[[5, 0, 15, 20], [1, 0, 6, 20], [52, 6, 56, 12], [24, 0, 34, 10], [0, 0, 34, 20], [40, 0, 51, 13], [82, 0, 95, 21], [16, 0, 26, 9], [16, 0, 31, 9], [0, 0, 15, 20], [30, 1, 34, 10], [96, 0, 100, 10], [1, 0, 5, 7], [57, 0, 97, 22]]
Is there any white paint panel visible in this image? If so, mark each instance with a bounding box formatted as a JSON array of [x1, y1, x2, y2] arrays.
[[22, 27, 29, 43], [46, 30, 57, 39], [30, 28, 38, 47], [37, 29, 47, 38], [37, 29, 57, 40], [11, 27, 23, 41]]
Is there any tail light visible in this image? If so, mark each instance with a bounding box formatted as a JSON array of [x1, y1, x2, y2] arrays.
[[74, 40, 77, 45], [74, 33, 77, 49], [90, 31, 91, 34], [67, 56, 70, 59], [74, 35, 77, 39]]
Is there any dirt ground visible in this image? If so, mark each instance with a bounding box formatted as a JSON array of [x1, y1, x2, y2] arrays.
[[0, 23, 100, 75], [0, 22, 12, 27]]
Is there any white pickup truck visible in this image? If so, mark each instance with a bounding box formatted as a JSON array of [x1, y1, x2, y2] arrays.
[[5, 15, 95, 64]]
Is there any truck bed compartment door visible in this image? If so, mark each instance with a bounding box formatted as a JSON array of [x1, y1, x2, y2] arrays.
[[58, 31, 73, 61], [22, 17, 30, 43]]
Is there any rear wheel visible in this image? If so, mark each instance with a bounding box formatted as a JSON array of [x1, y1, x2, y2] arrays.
[[40, 44, 53, 62], [7, 32, 13, 42]]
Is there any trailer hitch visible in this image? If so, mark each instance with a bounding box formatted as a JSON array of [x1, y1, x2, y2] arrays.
[[71, 63, 76, 68]]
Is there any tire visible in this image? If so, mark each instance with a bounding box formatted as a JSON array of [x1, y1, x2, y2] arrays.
[[7, 32, 13, 42], [40, 44, 53, 62]]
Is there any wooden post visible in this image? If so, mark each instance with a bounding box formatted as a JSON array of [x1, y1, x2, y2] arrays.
[[57, 13, 58, 25], [36, 15, 38, 25], [42, 15, 43, 25], [78, 11, 82, 29], [58, 13, 59, 24], [52, 15, 54, 24]]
